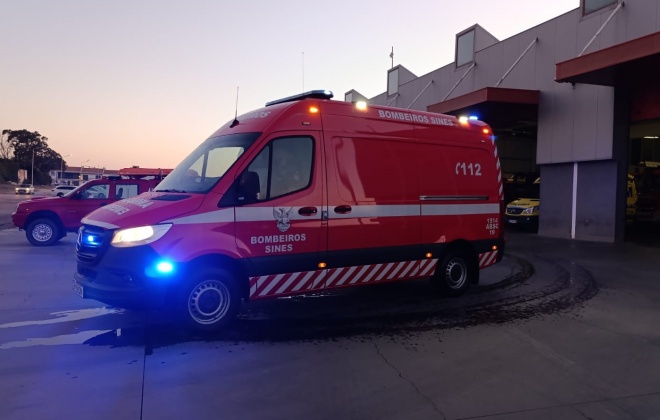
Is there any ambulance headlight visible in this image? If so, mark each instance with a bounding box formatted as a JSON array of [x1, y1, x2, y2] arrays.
[[111, 224, 172, 248], [522, 206, 539, 214]]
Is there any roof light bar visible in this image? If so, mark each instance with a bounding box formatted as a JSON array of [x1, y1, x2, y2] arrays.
[[355, 101, 368, 111], [266, 90, 334, 107]]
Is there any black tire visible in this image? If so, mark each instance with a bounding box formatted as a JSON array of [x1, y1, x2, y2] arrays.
[[433, 248, 476, 297], [26, 218, 61, 246], [178, 269, 241, 332]]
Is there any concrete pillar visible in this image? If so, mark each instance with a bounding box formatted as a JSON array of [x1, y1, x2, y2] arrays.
[[538, 163, 574, 239]]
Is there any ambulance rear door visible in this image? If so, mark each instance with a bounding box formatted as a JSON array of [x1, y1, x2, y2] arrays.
[[231, 131, 328, 299]]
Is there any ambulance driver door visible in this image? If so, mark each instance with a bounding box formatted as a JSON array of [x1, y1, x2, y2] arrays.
[[232, 133, 327, 298]]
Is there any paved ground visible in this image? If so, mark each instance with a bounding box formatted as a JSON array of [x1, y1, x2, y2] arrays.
[[0, 226, 659, 419]]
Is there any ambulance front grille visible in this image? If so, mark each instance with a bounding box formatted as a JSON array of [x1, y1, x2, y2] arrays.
[[76, 225, 110, 263]]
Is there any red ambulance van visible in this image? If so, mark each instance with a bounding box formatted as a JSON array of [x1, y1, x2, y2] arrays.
[[73, 90, 505, 331]]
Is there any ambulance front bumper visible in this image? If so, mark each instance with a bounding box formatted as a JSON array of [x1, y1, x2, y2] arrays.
[[73, 268, 172, 309], [74, 227, 179, 308]]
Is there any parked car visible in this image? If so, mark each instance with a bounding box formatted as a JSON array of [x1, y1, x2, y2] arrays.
[[15, 184, 35, 195], [505, 197, 540, 230], [51, 185, 77, 197], [505, 177, 540, 232]]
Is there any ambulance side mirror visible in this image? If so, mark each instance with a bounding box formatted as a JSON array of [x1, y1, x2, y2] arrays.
[[236, 171, 260, 204]]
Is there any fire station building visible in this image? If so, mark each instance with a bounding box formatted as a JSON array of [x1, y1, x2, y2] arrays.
[[347, 0, 660, 243]]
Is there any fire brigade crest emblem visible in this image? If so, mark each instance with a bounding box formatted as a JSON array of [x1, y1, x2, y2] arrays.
[[273, 207, 293, 232]]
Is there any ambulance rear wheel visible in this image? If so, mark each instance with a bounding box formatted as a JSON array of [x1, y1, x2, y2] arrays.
[[179, 269, 240, 332], [434, 249, 475, 297]]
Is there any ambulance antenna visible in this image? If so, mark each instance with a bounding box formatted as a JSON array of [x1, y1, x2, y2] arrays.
[[230, 86, 239, 128], [302, 51, 305, 92]]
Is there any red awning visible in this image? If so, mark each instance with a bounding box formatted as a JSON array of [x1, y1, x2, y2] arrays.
[[556, 31, 660, 87], [427, 87, 539, 129]]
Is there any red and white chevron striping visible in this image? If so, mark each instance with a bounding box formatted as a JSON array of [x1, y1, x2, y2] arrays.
[[248, 251, 499, 300], [249, 258, 439, 300]]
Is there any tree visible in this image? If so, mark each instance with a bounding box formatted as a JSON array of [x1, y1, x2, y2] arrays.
[[3, 129, 64, 184], [5, 129, 50, 168], [0, 130, 12, 160]]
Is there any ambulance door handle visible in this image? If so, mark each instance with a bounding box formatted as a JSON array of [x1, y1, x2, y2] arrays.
[[334, 205, 352, 214], [298, 207, 318, 216]]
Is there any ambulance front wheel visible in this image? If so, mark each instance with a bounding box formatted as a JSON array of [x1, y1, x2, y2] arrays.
[[434, 249, 476, 297], [179, 269, 241, 332]]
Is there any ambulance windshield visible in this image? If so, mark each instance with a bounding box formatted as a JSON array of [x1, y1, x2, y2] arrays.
[[155, 132, 261, 194]]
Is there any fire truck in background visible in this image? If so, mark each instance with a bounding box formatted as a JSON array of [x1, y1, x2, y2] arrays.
[[74, 90, 506, 331]]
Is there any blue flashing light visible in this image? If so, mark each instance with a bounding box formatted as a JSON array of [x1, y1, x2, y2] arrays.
[[156, 261, 174, 274], [145, 259, 176, 278], [468, 115, 479, 120], [84, 234, 101, 246]]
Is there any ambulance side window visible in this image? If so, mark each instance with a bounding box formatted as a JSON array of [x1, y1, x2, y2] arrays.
[[244, 136, 313, 201]]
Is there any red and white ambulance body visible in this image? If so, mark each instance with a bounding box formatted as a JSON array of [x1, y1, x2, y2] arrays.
[[74, 90, 505, 331]]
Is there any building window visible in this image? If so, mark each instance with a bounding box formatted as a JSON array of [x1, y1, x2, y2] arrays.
[[456, 30, 475, 67], [387, 68, 399, 96], [582, 0, 617, 15]]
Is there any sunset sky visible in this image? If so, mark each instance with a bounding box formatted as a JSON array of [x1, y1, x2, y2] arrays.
[[2, 0, 578, 170]]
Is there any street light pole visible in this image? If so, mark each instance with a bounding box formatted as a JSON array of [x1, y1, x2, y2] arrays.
[[31, 149, 34, 186], [60, 154, 71, 184]]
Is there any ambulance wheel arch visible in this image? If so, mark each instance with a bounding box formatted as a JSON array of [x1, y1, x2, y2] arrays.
[[432, 243, 479, 296]]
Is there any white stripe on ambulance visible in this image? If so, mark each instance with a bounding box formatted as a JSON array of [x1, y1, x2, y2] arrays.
[[164, 203, 499, 226]]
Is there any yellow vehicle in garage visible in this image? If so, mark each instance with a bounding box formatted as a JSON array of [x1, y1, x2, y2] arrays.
[[505, 177, 540, 232]]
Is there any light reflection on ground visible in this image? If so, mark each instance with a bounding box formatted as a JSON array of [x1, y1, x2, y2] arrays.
[[0, 307, 122, 329], [0, 329, 113, 349]]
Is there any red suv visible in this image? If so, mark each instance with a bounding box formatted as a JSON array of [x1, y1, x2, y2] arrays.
[[12, 177, 159, 246]]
